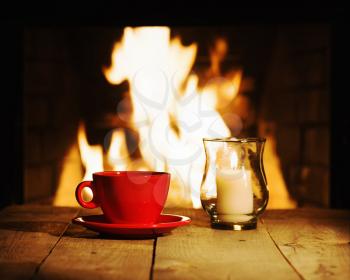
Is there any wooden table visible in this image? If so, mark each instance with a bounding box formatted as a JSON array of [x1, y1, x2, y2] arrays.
[[0, 205, 349, 280]]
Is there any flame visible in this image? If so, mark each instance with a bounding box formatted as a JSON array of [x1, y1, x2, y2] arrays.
[[53, 142, 83, 206], [103, 27, 232, 208], [107, 129, 129, 171], [264, 135, 296, 208], [78, 122, 103, 180], [53, 27, 295, 209]]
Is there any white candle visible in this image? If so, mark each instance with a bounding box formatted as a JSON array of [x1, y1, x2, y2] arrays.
[[216, 168, 253, 222]]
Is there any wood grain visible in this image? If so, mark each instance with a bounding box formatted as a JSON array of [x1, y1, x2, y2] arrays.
[[36, 208, 154, 280], [263, 209, 350, 280], [153, 209, 300, 280], [0, 205, 78, 279], [1, 206, 349, 280]]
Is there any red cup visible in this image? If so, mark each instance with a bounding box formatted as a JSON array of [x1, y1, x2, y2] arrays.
[[75, 171, 170, 224]]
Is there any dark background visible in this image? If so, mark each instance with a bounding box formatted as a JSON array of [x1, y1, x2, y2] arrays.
[[1, 8, 349, 209]]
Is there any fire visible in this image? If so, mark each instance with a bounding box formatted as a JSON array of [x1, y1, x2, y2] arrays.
[[107, 129, 130, 171], [78, 123, 104, 181], [53, 26, 295, 209], [103, 26, 234, 208]]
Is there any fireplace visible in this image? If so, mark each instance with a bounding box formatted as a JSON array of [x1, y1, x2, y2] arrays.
[[17, 23, 335, 209], [2, 11, 348, 210]]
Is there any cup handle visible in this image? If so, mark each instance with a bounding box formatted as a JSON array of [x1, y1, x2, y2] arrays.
[[75, 181, 99, 209]]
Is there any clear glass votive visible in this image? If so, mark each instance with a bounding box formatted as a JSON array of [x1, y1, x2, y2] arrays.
[[200, 137, 269, 230]]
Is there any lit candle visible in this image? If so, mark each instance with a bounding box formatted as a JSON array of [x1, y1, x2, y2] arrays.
[[216, 152, 253, 222]]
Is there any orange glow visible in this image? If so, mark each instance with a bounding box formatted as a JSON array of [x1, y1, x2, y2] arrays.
[[107, 129, 130, 171], [263, 135, 296, 208], [103, 27, 233, 208], [54, 27, 295, 209], [78, 122, 103, 181]]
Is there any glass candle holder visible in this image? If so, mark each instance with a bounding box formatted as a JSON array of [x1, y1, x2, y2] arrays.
[[200, 137, 269, 230]]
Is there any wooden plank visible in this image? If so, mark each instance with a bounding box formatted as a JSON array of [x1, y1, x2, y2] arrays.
[[264, 208, 350, 220], [0, 205, 78, 280], [153, 209, 300, 280], [2, 206, 348, 279], [263, 209, 350, 280], [37, 208, 154, 280]]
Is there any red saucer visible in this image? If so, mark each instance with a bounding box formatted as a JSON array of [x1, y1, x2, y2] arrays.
[[72, 214, 191, 236]]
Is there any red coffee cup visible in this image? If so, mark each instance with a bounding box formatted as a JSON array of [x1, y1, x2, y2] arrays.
[[75, 171, 170, 224]]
